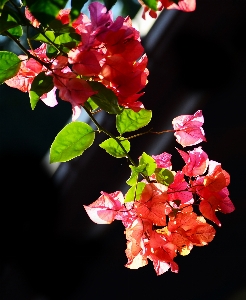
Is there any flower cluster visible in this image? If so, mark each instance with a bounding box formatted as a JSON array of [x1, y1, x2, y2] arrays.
[[5, 2, 148, 120], [84, 111, 235, 275]]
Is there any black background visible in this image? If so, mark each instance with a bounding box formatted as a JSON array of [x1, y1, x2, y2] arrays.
[[1, 0, 246, 299]]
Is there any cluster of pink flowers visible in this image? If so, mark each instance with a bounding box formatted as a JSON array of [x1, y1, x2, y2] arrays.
[[84, 111, 235, 275], [6, 2, 148, 120]]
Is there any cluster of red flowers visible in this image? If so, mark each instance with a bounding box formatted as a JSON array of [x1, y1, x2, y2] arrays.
[[5, 2, 148, 120], [84, 111, 235, 275]]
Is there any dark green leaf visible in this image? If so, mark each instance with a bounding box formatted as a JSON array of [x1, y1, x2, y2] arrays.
[[70, 0, 88, 22], [125, 182, 146, 203], [99, 137, 130, 158], [142, 0, 157, 10], [29, 72, 54, 110], [0, 51, 21, 84], [26, 0, 68, 26], [48, 19, 75, 33], [155, 168, 174, 186], [0, 0, 8, 11], [88, 81, 122, 114], [50, 122, 95, 163], [103, 0, 117, 12], [0, 5, 23, 33], [116, 108, 152, 134], [46, 44, 59, 58]]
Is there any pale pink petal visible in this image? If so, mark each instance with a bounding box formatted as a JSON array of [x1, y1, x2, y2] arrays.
[[172, 110, 206, 147], [71, 104, 82, 121], [83, 205, 117, 224], [152, 152, 172, 169], [177, 147, 209, 177], [40, 87, 58, 107], [89, 2, 113, 29], [168, 0, 196, 11]]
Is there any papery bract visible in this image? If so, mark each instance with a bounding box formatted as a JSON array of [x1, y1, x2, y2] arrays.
[[167, 171, 193, 204], [172, 110, 206, 147], [152, 152, 172, 169], [135, 183, 171, 226], [177, 146, 208, 177], [5, 56, 44, 92], [84, 191, 125, 224], [204, 161, 230, 192], [40, 86, 58, 107], [25, 7, 40, 28]]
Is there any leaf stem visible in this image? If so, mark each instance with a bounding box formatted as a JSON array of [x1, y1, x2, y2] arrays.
[[125, 128, 176, 140], [150, 129, 176, 134], [84, 106, 151, 183], [84, 106, 137, 165]]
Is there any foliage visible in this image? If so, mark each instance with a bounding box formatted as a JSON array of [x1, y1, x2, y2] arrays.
[[0, 0, 235, 275]]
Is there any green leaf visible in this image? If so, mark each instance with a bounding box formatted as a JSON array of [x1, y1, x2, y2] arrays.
[[139, 152, 156, 176], [88, 81, 122, 114], [103, 0, 117, 12], [155, 168, 174, 186], [126, 164, 148, 186], [55, 32, 81, 51], [26, 0, 68, 26], [70, 0, 88, 22], [126, 165, 139, 186], [46, 44, 59, 58], [6, 25, 23, 38], [0, 5, 23, 33], [50, 122, 95, 163], [0, 51, 21, 84], [99, 137, 130, 158], [85, 98, 99, 111], [116, 108, 152, 135], [142, 0, 157, 10], [29, 72, 54, 110], [32, 30, 80, 52], [32, 31, 56, 44], [125, 182, 146, 203], [0, 0, 8, 11]]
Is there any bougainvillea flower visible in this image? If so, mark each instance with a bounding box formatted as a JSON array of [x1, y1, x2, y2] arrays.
[[177, 146, 209, 177], [69, 49, 104, 76], [135, 183, 171, 226], [40, 86, 58, 107], [84, 191, 125, 224], [5, 56, 44, 92], [57, 77, 97, 120], [204, 160, 230, 192], [25, 7, 40, 28], [168, 207, 215, 248], [166, 0, 196, 11], [125, 218, 179, 275], [172, 110, 206, 147], [57, 8, 70, 24], [152, 152, 172, 169], [167, 171, 193, 204]]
